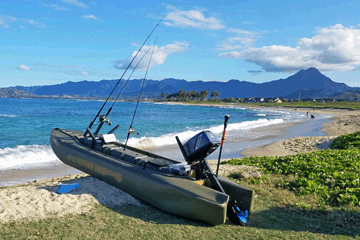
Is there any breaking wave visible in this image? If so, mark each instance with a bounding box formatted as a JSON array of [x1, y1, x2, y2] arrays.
[[126, 118, 284, 149], [0, 114, 17, 118], [0, 145, 60, 170]]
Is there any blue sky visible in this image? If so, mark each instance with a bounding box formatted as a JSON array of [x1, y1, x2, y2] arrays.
[[1, 0, 360, 88]]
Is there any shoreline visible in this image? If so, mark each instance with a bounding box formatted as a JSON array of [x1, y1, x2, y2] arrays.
[[1, 105, 358, 187], [1, 105, 360, 223], [241, 108, 360, 157], [0, 106, 348, 187]]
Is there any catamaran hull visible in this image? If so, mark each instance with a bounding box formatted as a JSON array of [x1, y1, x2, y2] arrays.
[[50, 128, 254, 225]]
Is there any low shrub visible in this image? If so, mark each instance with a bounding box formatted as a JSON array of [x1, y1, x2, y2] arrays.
[[223, 131, 360, 207]]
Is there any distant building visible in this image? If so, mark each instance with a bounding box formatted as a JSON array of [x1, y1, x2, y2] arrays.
[[245, 97, 256, 103], [274, 98, 282, 103]]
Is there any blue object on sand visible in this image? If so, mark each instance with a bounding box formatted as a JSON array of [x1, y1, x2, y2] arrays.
[[57, 183, 80, 194]]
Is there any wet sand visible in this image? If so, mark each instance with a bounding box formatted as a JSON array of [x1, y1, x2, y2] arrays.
[[0, 163, 82, 187]]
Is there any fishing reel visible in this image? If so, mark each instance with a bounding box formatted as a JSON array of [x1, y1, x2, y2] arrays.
[[128, 128, 139, 135], [99, 115, 112, 126]]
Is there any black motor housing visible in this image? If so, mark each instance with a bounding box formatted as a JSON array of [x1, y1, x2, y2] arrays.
[[182, 131, 220, 163]]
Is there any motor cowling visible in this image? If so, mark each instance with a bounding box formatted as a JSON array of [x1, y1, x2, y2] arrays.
[[182, 131, 220, 163]]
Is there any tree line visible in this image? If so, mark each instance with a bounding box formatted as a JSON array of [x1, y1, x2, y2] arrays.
[[160, 89, 220, 101]]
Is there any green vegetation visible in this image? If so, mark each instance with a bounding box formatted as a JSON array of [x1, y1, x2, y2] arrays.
[[224, 149, 360, 208], [158, 91, 360, 110], [161, 89, 210, 101], [223, 131, 360, 208], [331, 131, 360, 149]]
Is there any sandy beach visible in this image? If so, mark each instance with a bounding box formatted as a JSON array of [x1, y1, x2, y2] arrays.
[[1, 106, 360, 223]]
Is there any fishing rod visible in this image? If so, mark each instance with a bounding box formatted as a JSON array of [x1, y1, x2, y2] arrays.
[[123, 37, 157, 150], [216, 115, 229, 177], [84, 16, 165, 137], [94, 47, 154, 135]]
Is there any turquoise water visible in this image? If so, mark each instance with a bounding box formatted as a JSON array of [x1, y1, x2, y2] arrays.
[[0, 98, 307, 170]]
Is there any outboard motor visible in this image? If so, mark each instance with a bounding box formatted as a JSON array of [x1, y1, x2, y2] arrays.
[[176, 129, 248, 226]]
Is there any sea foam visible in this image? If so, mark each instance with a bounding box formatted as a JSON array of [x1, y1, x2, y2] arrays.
[[0, 114, 17, 118], [127, 118, 284, 149], [0, 145, 60, 170]]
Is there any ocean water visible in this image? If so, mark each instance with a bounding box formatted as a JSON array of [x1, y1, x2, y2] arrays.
[[0, 98, 308, 171]]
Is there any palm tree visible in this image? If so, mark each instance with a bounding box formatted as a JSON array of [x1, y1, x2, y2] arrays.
[[200, 90, 208, 100], [210, 90, 220, 99], [161, 92, 167, 100]]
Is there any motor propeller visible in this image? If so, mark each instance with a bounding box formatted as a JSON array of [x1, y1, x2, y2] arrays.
[[227, 200, 248, 226]]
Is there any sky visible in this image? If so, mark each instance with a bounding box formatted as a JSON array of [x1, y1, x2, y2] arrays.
[[1, 0, 360, 88]]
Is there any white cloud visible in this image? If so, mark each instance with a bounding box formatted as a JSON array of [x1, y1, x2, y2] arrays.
[[164, 6, 225, 30], [229, 28, 256, 35], [43, 4, 69, 11], [17, 65, 32, 71], [28, 63, 93, 76], [220, 24, 360, 72], [82, 15, 98, 20], [0, 15, 16, 28], [115, 42, 189, 69], [0, 15, 45, 29], [64, 70, 91, 76], [218, 28, 258, 51], [32, 63, 82, 69], [61, 0, 88, 8], [27, 19, 45, 28]]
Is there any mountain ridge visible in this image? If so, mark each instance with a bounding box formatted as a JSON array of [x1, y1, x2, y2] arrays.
[[4, 67, 354, 99]]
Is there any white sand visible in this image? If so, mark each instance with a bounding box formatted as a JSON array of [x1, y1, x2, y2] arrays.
[[0, 173, 141, 223]]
